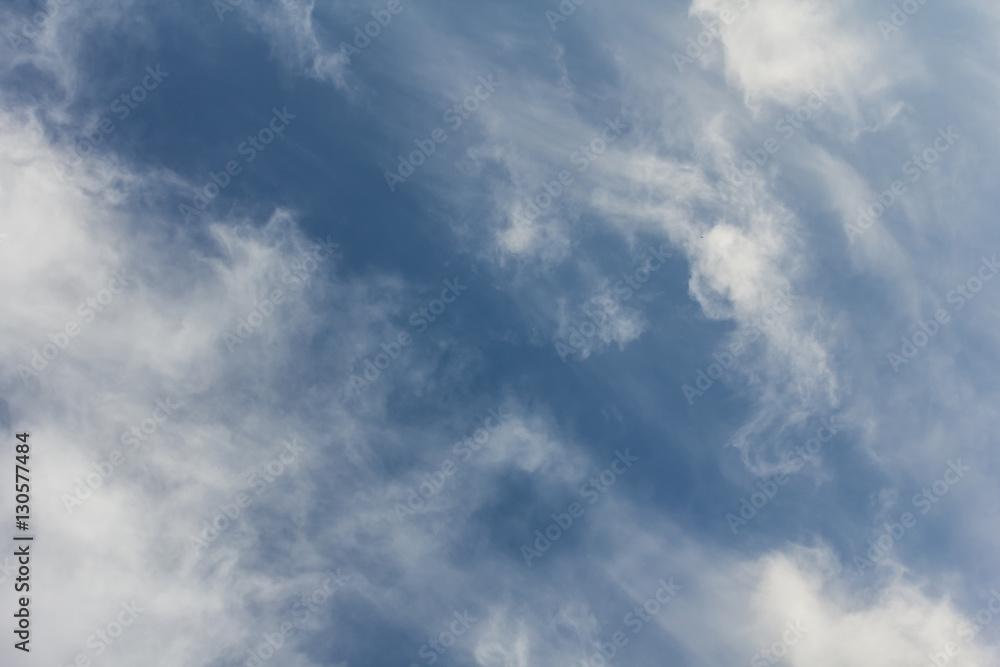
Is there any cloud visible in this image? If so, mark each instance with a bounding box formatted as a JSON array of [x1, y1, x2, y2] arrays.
[[4, 1, 1000, 665], [236, 0, 349, 87]]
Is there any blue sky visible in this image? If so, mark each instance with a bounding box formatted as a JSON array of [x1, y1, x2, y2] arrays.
[[3, 0, 1000, 665]]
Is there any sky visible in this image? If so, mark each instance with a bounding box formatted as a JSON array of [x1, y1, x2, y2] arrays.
[[2, 0, 1000, 665]]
